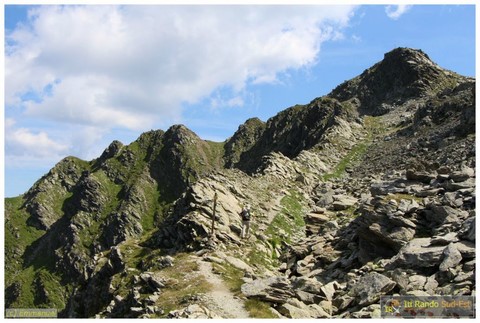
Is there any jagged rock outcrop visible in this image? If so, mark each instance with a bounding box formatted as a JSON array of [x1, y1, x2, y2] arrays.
[[226, 97, 362, 173], [329, 47, 468, 115], [224, 117, 266, 168]]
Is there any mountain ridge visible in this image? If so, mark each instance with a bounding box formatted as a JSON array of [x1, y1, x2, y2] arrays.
[[5, 47, 475, 318]]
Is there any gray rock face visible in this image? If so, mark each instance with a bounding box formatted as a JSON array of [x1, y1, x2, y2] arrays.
[[241, 277, 294, 304], [439, 243, 462, 272], [331, 195, 358, 211], [449, 167, 474, 182], [426, 205, 468, 225], [278, 298, 330, 318], [153, 174, 244, 248], [356, 198, 417, 263], [169, 304, 221, 319], [458, 217, 475, 242], [386, 238, 446, 269], [349, 272, 396, 306]]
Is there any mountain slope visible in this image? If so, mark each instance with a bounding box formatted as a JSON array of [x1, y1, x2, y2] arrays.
[[5, 47, 475, 318]]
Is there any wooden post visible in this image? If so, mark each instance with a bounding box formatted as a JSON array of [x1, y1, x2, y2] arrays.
[[211, 191, 218, 237]]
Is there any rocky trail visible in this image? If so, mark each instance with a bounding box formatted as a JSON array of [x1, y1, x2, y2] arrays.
[[195, 258, 250, 318]]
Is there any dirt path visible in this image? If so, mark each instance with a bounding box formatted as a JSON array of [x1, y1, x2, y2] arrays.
[[196, 259, 250, 318]]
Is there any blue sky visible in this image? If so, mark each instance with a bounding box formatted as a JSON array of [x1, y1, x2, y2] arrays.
[[3, 3, 476, 197]]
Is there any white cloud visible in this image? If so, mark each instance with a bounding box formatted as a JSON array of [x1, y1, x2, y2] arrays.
[[6, 5, 357, 131], [5, 4, 358, 177], [5, 118, 69, 160], [385, 5, 412, 20]]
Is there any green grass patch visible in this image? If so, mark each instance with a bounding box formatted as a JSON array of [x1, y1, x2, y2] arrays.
[[154, 253, 212, 317], [211, 262, 244, 296], [244, 299, 278, 318], [240, 189, 307, 276], [322, 142, 368, 181], [265, 190, 305, 245], [322, 116, 384, 181], [246, 246, 278, 271], [5, 197, 44, 259]]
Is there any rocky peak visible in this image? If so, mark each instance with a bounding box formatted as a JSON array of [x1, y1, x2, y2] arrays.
[[382, 47, 434, 67], [226, 97, 360, 173], [329, 47, 466, 115], [97, 140, 124, 162], [163, 124, 199, 147], [224, 117, 266, 168]]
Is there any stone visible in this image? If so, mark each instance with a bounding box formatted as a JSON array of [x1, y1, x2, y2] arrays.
[[278, 298, 330, 318], [449, 167, 475, 182], [439, 243, 463, 272], [430, 232, 459, 246], [389, 269, 410, 290], [318, 281, 339, 301], [416, 188, 444, 197], [452, 241, 475, 259], [424, 275, 439, 294], [407, 275, 427, 291], [225, 256, 253, 273], [332, 294, 355, 311], [387, 214, 417, 229], [295, 290, 323, 305], [290, 277, 324, 295], [158, 256, 174, 268], [462, 260, 475, 272], [405, 290, 430, 296], [370, 181, 405, 196], [140, 272, 165, 291], [306, 213, 329, 224], [426, 205, 468, 225], [241, 276, 294, 304], [445, 178, 475, 191], [129, 307, 145, 316], [350, 304, 382, 318], [278, 302, 310, 318], [308, 304, 331, 318], [397, 199, 421, 214], [145, 294, 160, 305], [406, 169, 435, 183], [315, 189, 334, 207], [109, 246, 125, 273], [204, 256, 225, 264], [453, 271, 474, 283], [386, 238, 446, 269], [319, 300, 333, 316], [332, 195, 358, 211], [458, 217, 475, 242], [349, 272, 396, 306], [168, 304, 219, 319], [443, 192, 464, 208]]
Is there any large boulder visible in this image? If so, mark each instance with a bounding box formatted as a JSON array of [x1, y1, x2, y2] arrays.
[[348, 272, 396, 306], [425, 205, 468, 225], [386, 238, 446, 269], [439, 243, 462, 272], [241, 276, 294, 304], [278, 298, 330, 318], [331, 195, 358, 211]]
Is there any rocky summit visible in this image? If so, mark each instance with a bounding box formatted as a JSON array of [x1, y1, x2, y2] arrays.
[[5, 47, 475, 318]]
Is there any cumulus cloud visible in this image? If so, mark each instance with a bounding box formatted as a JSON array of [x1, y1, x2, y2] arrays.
[[5, 118, 69, 160], [5, 4, 358, 179], [385, 5, 412, 20], [6, 5, 356, 131]]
